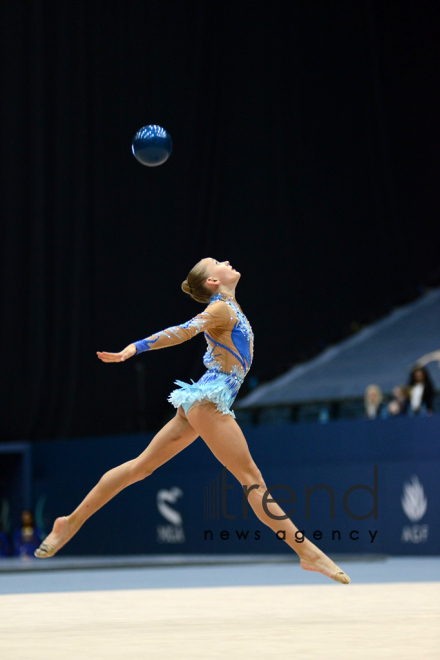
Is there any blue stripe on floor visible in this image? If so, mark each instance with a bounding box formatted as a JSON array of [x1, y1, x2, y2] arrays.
[[1, 557, 439, 594]]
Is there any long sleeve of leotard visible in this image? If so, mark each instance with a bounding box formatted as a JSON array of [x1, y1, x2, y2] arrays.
[[133, 300, 230, 354]]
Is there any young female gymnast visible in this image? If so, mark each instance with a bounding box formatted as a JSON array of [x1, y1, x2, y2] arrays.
[[35, 258, 350, 584]]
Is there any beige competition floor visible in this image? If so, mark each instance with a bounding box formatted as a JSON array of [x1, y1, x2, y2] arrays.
[[1, 581, 439, 660]]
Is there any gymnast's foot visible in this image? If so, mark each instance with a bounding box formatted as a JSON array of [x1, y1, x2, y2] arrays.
[[300, 550, 351, 584], [34, 516, 72, 558]]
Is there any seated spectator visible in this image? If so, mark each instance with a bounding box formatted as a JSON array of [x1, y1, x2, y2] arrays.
[[364, 384, 385, 419], [387, 385, 410, 416], [408, 366, 435, 415], [13, 510, 42, 558]]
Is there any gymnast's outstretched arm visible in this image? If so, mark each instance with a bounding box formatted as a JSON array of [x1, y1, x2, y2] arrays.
[[96, 300, 229, 363]]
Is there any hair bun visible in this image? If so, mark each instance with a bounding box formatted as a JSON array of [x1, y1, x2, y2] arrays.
[[181, 262, 211, 303], [181, 280, 192, 295]]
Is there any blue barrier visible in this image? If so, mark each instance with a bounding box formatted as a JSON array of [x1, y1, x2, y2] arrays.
[[3, 415, 439, 556]]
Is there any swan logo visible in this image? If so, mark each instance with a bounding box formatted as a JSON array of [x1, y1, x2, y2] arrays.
[[401, 476, 427, 522], [401, 476, 429, 544], [156, 487, 185, 544]]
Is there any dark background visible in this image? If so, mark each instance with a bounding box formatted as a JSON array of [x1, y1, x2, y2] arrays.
[[1, 0, 439, 440]]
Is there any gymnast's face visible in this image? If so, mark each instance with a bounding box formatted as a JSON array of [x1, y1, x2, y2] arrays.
[[202, 258, 241, 287]]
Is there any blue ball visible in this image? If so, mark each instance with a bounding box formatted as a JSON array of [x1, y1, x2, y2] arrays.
[[131, 125, 173, 167]]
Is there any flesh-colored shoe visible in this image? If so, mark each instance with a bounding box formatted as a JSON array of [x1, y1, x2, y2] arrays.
[[34, 541, 56, 558], [34, 516, 69, 558], [300, 559, 351, 584], [332, 570, 351, 584]]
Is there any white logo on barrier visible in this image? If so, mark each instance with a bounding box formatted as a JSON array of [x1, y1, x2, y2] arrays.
[[156, 487, 185, 544], [401, 476, 427, 522], [401, 475, 429, 544]]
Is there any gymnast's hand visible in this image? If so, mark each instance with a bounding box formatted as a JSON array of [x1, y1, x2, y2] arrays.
[[96, 343, 137, 363]]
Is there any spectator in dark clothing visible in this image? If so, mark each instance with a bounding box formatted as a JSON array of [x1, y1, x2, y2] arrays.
[[387, 385, 410, 417], [408, 366, 435, 415]]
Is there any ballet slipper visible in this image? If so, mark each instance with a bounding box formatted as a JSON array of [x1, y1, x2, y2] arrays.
[[34, 516, 69, 559], [300, 559, 351, 584], [34, 541, 56, 558], [331, 570, 351, 584]]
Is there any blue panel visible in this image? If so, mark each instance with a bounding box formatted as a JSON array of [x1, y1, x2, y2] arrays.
[[231, 323, 252, 368], [8, 415, 440, 556]]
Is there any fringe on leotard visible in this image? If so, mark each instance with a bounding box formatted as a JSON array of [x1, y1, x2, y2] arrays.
[[168, 372, 239, 418]]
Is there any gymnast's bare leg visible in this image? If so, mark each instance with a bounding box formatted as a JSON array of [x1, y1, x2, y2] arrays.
[[37, 402, 350, 583], [34, 410, 198, 557], [187, 402, 351, 584]]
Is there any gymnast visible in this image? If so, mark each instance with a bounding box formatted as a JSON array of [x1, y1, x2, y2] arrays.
[[35, 258, 350, 584]]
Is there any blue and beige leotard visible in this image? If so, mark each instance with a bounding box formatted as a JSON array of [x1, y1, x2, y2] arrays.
[[133, 292, 254, 417]]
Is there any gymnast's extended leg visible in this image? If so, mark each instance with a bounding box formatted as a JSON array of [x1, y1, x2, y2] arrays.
[[187, 402, 350, 584], [35, 410, 198, 557]]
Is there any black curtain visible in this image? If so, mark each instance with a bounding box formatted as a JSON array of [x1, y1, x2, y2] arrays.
[[1, 1, 439, 440]]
